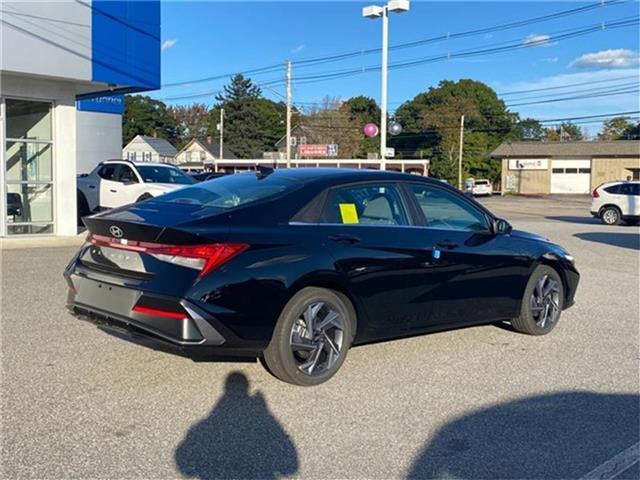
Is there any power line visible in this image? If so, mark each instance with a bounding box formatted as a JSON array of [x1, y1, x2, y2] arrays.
[[159, 0, 626, 88], [271, 16, 639, 88]]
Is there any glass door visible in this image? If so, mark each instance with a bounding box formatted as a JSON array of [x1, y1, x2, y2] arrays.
[[4, 99, 54, 235]]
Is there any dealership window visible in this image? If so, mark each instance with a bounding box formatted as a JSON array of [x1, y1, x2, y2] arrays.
[[143, 151, 151, 162], [4, 99, 54, 235], [127, 151, 136, 161]]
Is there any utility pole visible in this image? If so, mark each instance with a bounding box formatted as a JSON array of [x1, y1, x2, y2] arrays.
[[379, 6, 389, 170], [286, 61, 292, 168], [458, 115, 465, 190], [219, 108, 224, 162]]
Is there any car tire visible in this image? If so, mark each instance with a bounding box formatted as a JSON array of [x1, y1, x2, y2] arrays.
[[600, 206, 621, 225], [262, 287, 355, 386], [77, 191, 90, 226], [136, 193, 153, 203], [511, 265, 564, 336]]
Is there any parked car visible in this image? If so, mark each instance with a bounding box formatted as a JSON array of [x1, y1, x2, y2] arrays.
[[471, 179, 493, 196], [189, 171, 227, 182], [65, 168, 579, 386], [590, 180, 639, 225], [77, 160, 196, 220]]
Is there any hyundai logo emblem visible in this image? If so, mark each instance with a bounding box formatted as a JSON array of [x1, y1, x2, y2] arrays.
[[109, 225, 123, 238]]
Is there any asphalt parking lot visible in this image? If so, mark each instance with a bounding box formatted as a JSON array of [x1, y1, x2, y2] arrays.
[[2, 195, 639, 479]]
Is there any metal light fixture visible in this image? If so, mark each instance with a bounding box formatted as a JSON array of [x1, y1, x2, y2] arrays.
[[362, 0, 410, 170]]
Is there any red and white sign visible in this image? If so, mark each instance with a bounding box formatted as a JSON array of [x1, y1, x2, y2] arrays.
[[298, 144, 329, 158]]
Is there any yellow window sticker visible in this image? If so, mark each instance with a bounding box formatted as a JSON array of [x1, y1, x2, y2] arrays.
[[339, 203, 359, 224]]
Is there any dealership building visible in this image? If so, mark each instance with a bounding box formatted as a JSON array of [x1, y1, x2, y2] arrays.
[[492, 141, 640, 195], [0, 1, 160, 237]]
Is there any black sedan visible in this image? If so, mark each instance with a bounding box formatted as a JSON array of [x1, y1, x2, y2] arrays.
[[64, 168, 579, 386]]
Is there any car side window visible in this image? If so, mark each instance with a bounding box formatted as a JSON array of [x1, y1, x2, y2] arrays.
[[321, 183, 409, 226], [97, 165, 118, 181], [630, 184, 640, 196], [409, 184, 489, 232], [117, 165, 138, 184], [604, 184, 622, 194]]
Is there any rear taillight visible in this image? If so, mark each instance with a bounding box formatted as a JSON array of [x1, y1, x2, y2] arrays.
[[87, 234, 248, 277], [592, 188, 600, 198]]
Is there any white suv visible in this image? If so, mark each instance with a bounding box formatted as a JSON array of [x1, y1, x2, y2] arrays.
[[77, 160, 195, 219], [471, 179, 493, 196], [590, 180, 640, 225]]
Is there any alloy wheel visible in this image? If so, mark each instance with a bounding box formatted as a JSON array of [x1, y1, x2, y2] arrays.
[[603, 209, 619, 225], [289, 302, 345, 376], [530, 274, 560, 329]]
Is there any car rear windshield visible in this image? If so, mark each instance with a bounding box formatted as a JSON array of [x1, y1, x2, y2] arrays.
[[152, 172, 299, 209], [474, 180, 489, 185], [137, 165, 196, 185]]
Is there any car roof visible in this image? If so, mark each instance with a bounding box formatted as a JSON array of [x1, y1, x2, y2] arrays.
[[602, 180, 640, 185], [101, 159, 176, 168]]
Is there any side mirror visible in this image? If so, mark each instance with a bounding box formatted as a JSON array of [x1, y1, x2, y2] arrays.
[[493, 218, 512, 235]]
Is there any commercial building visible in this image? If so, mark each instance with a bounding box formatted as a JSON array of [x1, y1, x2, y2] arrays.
[[492, 141, 640, 195], [123, 135, 177, 163], [1, 1, 160, 237]]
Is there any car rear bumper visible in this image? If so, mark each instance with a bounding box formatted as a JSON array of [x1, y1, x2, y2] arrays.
[[64, 272, 267, 359]]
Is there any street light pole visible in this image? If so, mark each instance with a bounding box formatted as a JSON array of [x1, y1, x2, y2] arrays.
[[380, 6, 388, 170], [286, 61, 292, 168], [363, 1, 410, 171]]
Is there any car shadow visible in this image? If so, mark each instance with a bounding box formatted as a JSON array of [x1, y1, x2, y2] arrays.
[[574, 232, 640, 251], [406, 391, 639, 479], [174, 372, 298, 480], [546, 215, 601, 225]]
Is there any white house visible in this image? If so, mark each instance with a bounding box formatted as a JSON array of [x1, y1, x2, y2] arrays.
[[174, 138, 237, 171], [122, 135, 177, 163]]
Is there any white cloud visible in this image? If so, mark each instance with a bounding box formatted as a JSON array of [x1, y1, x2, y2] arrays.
[[523, 34, 555, 48], [542, 57, 559, 63], [491, 69, 639, 135], [161, 39, 177, 51], [569, 49, 640, 69], [291, 44, 306, 54]]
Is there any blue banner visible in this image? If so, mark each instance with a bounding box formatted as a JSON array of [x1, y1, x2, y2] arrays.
[[76, 94, 125, 115]]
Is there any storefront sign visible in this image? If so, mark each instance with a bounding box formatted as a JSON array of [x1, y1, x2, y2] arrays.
[[76, 94, 125, 115], [508, 159, 548, 170], [299, 144, 337, 158]]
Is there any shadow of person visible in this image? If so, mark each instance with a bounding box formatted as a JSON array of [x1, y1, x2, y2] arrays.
[[406, 391, 639, 480], [175, 372, 298, 480]]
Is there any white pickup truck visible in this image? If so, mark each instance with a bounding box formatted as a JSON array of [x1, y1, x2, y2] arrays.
[[77, 160, 196, 219]]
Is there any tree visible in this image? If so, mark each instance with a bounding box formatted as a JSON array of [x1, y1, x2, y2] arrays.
[[393, 80, 515, 182], [621, 122, 640, 140], [339, 96, 380, 158], [512, 118, 545, 141], [207, 75, 285, 158], [215, 74, 261, 104], [598, 117, 635, 140], [169, 103, 210, 147], [545, 122, 584, 141], [122, 95, 180, 146]]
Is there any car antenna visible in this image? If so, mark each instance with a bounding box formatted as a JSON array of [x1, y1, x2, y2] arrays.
[[255, 164, 274, 179]]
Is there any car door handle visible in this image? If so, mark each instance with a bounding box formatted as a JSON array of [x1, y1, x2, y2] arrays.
[[437, 240, 459, 249], [88, 185, 95, 189], [329, 234, 361, 244], [110, 189, 117, 193]]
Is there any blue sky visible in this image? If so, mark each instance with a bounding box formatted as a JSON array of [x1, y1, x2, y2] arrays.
[[154, 1, 640, 135]]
